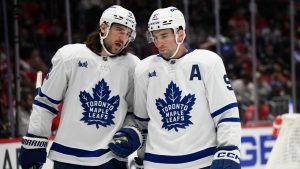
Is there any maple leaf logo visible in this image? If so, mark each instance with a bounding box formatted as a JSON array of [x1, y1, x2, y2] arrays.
[[156, 81, 195, 132], [79, 79, 120, 129]]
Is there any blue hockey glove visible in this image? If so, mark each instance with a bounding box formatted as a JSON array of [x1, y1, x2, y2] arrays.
[[210, 146, 241, 169], [108, 127, 141, 158], [19, 134, 48, 169]]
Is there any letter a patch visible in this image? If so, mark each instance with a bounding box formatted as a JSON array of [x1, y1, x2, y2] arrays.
[[190, 64, 201, 80]]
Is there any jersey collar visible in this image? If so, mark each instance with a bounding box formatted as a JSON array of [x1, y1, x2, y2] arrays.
[[157, 49, 195, 61]]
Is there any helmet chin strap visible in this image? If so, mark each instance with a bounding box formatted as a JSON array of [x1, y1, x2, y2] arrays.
[[99, 30, 130, 56], [169, 30, 186, 59], [100, 34, 114, 56]]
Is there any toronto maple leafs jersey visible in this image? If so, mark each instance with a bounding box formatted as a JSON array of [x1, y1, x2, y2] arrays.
[[134, 49, 241, 169], [27, 44, 140, 166]]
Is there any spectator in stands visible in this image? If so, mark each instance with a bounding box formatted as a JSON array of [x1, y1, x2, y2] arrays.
[[244, 104, 254, 124], [243, 101, 271, 124], [0, 47, 10, 138], [18, 90, 34, 137], [0, 0, 297, 138], [228, 8, 249, 37], [257, 72, 272, 101], [232, 72, 254, 106], [259, 100, 271, 121]]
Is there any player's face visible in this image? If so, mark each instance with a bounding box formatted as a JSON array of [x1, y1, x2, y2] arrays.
[[152, 29, 177, 58], [104, 23, 132, 54]]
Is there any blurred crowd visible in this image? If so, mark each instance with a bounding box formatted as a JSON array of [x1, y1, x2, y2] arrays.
[[0, 0, 300, 138]]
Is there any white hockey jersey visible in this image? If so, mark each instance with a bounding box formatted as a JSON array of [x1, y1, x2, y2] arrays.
[[134, 49, 241, 169], [28, 44, 140, 166]]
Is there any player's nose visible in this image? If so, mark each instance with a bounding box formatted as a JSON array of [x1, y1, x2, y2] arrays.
[[154, 39, 164, 48], [118, 32, 129, 41]]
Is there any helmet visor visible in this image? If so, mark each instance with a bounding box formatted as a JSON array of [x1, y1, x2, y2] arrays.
[[146, 31, 155, 43], [129, 30, 136, 42]]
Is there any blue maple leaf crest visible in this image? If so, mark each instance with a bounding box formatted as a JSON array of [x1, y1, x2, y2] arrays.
[[156, 81, 195, 132], [79, 79, 120, 129]]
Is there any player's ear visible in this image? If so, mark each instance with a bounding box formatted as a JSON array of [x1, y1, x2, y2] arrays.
[[99, 23, 107, 34], [177, 29, 185, 43]]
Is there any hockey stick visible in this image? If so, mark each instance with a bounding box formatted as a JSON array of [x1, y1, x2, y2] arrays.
[[30, 71, 44, 169], [35, 71, 43, 95]]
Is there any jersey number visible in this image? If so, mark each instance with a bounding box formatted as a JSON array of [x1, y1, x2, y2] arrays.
[[223, 74, 233, 90]]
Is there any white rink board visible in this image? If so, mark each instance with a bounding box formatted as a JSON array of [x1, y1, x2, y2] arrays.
[[240, 126, 275, 169], [0, 126, 274, 169]]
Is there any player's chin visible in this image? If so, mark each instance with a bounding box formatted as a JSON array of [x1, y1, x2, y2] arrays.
[[113, 45, 124, 53], [160, 52, 171, 59], [159, 49, 169, 56], [111, 48, 123, 55], [116, 48, 123, 54]]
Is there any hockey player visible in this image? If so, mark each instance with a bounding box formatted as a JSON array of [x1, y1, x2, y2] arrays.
[[18, 5, 143, 169], [133, 6, 241, 169]]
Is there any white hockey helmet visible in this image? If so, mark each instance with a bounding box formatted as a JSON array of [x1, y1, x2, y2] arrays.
[[99, 5, 136, 56], [148, 7, 185, 31], [100, 5, 136, 42], [147, 7, 186, 58]]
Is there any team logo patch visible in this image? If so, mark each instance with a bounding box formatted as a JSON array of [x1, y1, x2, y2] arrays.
[[156, 81, 195, 132], [152, 13, 158, 20], [78, 60, 88, 68], [148, 70, 157, 78], [79, 79, 120, 128]]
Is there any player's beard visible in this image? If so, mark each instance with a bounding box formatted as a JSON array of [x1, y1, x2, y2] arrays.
[[104, 39, 125, 55], [159, 47, 175, 59]]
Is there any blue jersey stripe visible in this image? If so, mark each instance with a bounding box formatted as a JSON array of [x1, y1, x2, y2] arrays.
[[134, 115, 150, 121], [144, 147, 216, 164], [50, 142, 110, 157], [218, 117, 240, 125], [38, 90, 62, 104], [33, 100, 58, 115], [211, 102, 238, 118]]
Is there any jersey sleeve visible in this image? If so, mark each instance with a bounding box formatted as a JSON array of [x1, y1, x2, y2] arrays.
[[120, 57, 144, 146], [204, 55, 241, 149], [133, 63, 150, 129], [124, 57, 136, 114], [28, 48, 69, 137], [133, 63, 150, 159]]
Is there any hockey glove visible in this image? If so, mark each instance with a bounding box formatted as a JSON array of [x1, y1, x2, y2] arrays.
[[210, 146, 241, 169], [19, 134, 48, 169], [108, 127, 141, 158], [134, 157, 144, 169]]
